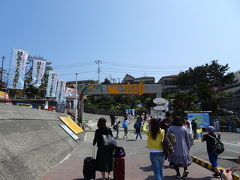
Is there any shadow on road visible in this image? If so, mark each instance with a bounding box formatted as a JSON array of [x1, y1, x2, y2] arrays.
[[126, 139, 137, 142], [184, 176, 214, 180], [140, 165, 153, 172], [164, 175, 215, 180], [145, 175, 155, 180], [163, 165, 170, 169], [73, 179, 110, 180]]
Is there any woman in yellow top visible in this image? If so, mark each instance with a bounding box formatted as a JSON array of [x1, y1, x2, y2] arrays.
[[142, 118, 165, 180]]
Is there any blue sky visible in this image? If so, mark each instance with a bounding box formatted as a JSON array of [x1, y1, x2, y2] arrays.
[[1, 0, 240, 82]]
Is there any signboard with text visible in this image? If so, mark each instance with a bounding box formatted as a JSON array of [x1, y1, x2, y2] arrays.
[[31, 59, 46, 88], [56, 80, 66, 103], [76, 83, 162, 95], [59, 116, 84, 134], [0, 91, 9, 100], [187, 113, 210, 128], [7, 49, 28, 89], [46, 72, 58, 97]]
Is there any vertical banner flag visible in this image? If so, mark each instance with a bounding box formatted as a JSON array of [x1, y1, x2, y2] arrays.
[[56, 80, 66, 103], [65, 87, 73, 97], [7, 49, 29, 89], [65, 87, 77, 98], [31, 59, 46, 88], [46, 72, 58, 97]]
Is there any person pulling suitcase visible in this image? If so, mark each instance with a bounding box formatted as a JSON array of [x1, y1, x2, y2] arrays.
[[93, 118, 114, 180]]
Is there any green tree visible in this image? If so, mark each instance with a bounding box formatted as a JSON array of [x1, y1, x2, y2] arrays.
[[38, 64, 53, 97], [177, 60, 234, 90], [24, 58, 53, 98], [102, 78, 111, 84], [171, 93, 200, 116], [85, 94, 155, 114], [174, 60, 234, 114]]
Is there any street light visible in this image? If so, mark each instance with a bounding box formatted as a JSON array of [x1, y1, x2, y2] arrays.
[[1, 56, 6, 83], [75, 73, 78, 123]]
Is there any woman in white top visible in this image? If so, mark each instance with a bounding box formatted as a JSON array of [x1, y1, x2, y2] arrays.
[[185, 120, 194, 147]]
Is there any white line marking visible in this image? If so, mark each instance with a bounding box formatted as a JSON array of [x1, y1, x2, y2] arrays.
[[223, 141, 240, 147], [84, 133, 87, 142], [59, 154, 71, 164]]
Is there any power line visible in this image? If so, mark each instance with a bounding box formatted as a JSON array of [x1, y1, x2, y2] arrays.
[[101, 68, 178, 74], [101, 72, 122, 83], [53, 63, 190, 71], [51, 60, 200, 70], [103, 60, 201, 69], [53, 63, 92, 69], [44, 59, 203, 81], [59, 71, 96, 76], [104, 65, 191, 70], [89, 72, 98, 81], [101, 70, 178, 77], [102, 67, 184, 73]]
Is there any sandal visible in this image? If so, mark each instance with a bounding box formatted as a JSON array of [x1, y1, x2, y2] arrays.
[[176, 173, 181, 179], [182, 170, 189, 178]]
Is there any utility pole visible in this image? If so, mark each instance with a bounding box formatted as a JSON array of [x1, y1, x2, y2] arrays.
[[95, 60, 102, 83], [1, 56, 5, 83], [75, 73, 78, 123]]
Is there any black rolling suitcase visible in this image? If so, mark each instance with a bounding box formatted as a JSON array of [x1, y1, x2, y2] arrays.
[[83, 146, 96, 180]]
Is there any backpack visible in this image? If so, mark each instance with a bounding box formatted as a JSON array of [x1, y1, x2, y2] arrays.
[[134, 122, 140, 129], [113, 146, 126, 158], [162, 136, 174, 155], [209, 135, 224, 155], [162, 129, 176, 155], [113, 124, 118, 130], [122, 121, 127, 128], [168, 131, 176, 145]]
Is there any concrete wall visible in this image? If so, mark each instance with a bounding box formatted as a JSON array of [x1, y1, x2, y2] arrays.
[[0, 103, 81, 180]]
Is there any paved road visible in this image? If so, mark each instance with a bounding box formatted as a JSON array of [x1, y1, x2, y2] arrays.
[[42, 119, 222, 180], [191, 132, 240, 176]]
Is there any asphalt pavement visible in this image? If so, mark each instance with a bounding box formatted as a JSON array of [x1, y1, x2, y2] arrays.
[[41, 119, 226, 180], [191, 132, 240, 176]]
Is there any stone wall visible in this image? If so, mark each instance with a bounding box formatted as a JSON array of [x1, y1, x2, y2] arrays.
[[0, 103, 81, 180]]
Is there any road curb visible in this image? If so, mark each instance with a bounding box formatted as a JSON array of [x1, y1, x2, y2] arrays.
[[191, 156, 240, 180]]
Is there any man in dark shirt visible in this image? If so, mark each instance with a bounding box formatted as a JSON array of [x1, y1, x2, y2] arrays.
[[191, 120, 197, 139], [110, 114, 116, 127], [160, 111, 172, 134], [201, 126, 221, 177]]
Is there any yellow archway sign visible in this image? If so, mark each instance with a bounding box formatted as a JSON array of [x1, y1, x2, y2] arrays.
[[59, 116, 84, 134]]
